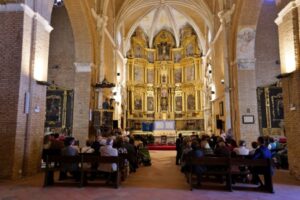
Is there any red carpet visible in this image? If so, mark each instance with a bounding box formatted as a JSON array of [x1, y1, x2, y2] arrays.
[[147, 144, 176, 150]]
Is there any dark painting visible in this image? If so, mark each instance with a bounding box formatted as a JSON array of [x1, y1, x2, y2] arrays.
[[45, 89, 73, 130], [257, 86, 284, 135]]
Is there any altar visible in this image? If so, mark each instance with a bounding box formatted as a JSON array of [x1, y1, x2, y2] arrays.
[[152, 120, 176, 144]]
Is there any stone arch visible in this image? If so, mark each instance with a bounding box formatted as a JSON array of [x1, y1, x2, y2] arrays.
[[63, 0, 93, 62]]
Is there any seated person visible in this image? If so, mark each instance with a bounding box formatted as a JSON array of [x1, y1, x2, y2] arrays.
[[60, 137, 80, 180], [214, 141, 230, 157], [200, 140, 214, 155], [233, 140, 250, 156], [81, 140, 95, 170], [249, 141, 258, 156], [81, 140, 95, 154], [123, 137, 138, 172], [98, 138, 118, 182], [180, 137, 192, 172], [185, 141, 206, 185], [251, 136, 273, 188]]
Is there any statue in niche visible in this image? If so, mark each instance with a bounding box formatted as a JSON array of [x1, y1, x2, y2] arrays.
[[175, 96, 182, 111], [161, 88, 168, 111], [161, 97, 168, 111], [135, 45, 142, 58], [161, 74, 167, 84], [147, 96, 154, 111], [186, 43, 194, 56], [161, 88, 168, 97]]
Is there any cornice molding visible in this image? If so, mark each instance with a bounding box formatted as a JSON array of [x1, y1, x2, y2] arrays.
[[0, 3, 53, 33], [275, 0, 300, 25]]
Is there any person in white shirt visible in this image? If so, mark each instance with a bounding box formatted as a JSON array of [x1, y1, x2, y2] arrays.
[[98, 138, 118, 172], [233, 140, 250, 156]]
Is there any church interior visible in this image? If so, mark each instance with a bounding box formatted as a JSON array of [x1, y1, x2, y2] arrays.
[[1, 0, 300, 199]]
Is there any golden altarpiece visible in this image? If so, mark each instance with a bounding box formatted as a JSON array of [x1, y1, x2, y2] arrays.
[[126, 27, 205, 137]]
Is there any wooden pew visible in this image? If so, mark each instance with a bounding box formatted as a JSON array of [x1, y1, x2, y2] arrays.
[[230, 157, 274, 193], [80, 154, 121, 188], [187, 156, 274, 193], [44, 154, 121, 188], [187, 156, 232, 191], [43, 155, 81, 187]]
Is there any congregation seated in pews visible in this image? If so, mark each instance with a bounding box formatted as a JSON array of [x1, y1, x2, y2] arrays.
[[42, 130, 142, 188], [178, 134, 279, 193]]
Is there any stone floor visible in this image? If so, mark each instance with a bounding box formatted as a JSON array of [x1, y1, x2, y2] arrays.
[[0, 151, 300, 200]]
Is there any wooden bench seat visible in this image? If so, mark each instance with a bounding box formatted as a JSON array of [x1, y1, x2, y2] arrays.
[[44, 155, 81, 187], [187, 156, 274, 193], [43, 154, 122, 188], [188, 156, 232, 191]]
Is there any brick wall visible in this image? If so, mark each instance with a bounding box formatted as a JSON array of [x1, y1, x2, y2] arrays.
[[0, 3, 52, 179], [281, 71, 300, 180], [276, 1, 300, 180], [20, 16, 51, 177], [0, 11, 24, 179]]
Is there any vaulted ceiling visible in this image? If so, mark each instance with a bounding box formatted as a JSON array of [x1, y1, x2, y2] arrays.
[[114, 0, 215, 54]]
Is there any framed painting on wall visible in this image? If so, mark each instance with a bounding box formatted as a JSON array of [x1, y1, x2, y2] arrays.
[[134, 97, 142, 110], [175, 96, 182, 111], [134, 65, 144, 83], [186, 65, 195, 81], [147, 51, 154, 63], [187, 94, 195, 110], [174, 51, 181, 63], [242, 115, 255, 124], [147, 69, 154, 84], [174, 68, 182, 83]]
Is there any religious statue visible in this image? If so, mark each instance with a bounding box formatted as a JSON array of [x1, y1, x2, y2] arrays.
[[161, 97, 168, 111]]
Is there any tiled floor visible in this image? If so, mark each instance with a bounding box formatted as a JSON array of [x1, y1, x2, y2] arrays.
[[0, 151, 300, 200]]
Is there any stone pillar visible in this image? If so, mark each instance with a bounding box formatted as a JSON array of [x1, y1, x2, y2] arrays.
[[275, 0, 300, 180], [0, 3, 52, 179], [73, 62, 92, 146]]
